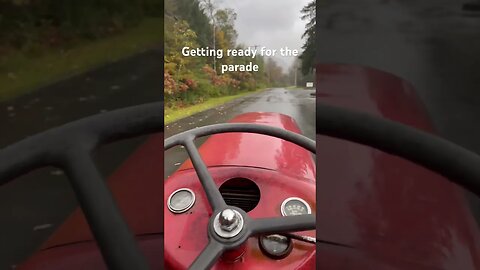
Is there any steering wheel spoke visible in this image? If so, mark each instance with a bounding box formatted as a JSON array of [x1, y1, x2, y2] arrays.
[[183, 138, 227, 211], [189, 239, 226, 270], [65, 149, 148, 270], [250, 214, 316, 235]]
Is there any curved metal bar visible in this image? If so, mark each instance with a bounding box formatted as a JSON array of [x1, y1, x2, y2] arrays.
[[165, 123, 316, 153], [316, 103, 480, 197], [0, 102, 163, 269], [0, 102, 163, 185], [250, 215, 316, 235], [189, 240, 225, 270], [64, 148, 149, 270], [183, 139, 227, 211]]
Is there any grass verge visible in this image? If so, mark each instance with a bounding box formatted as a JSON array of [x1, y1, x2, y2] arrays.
[[286, 86, 307, 90], [165, 88, 266, 125], [0, 17, 162, 102]]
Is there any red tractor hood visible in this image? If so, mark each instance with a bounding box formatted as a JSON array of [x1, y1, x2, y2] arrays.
[[178, 112, 315, 181], [163, 112, 316, 269]]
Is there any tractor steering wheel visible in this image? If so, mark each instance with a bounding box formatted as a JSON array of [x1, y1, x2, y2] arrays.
[[164, 123, 316, 269], [0, 102, 163, 270]]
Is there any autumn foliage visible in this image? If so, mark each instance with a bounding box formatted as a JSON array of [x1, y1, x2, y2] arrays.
[[164, 0, 274, 108]]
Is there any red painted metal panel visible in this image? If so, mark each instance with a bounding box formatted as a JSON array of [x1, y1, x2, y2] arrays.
[[164, 167, 316, 269], [19, 235, 162, 270]]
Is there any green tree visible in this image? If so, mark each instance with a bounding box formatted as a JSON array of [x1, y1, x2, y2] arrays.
[[214, 9, 237, 48], [265, 57, 287, 87], [213, 8, 238, 69], [299, 1, 316, 75], [289, 57, 314, 87], [176, 0, 213, 48], [0, 0, 161, 49]]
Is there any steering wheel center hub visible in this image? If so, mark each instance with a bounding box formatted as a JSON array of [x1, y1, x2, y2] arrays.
[[213, 209, 244, 238]]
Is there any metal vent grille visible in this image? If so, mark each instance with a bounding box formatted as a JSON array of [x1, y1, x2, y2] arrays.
[[219, 178, 260, 212]]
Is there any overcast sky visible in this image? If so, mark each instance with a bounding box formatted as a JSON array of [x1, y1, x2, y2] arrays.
[[217, 0, 311, 72]]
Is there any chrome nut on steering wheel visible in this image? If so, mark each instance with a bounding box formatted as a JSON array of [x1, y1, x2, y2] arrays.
[[219, 209, 239, 231], [213, 209, 244, 238]]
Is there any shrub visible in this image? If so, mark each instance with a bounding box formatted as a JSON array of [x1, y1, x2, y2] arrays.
[[0, 0, 158, 49], [164, 72, 177, 95]]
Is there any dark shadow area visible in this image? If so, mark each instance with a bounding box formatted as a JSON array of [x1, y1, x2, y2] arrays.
[[0, 1, 162, 267]]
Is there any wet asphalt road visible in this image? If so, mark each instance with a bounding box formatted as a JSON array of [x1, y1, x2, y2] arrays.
[[0, 47, 161, 269], [318, 0, 480, 155], [164, 88, 316, 178], [317, 0, 480, 222]]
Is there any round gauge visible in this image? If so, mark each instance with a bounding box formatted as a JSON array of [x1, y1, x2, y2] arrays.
[[258, 234, 293, 259], [280, 197, 312, 216], [167, 188, 195, 214]]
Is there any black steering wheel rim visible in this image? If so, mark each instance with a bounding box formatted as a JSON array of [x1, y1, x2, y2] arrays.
[[0, 102, 163, 270], [315, 103, 480, 198], [164, 123, 317, 269]]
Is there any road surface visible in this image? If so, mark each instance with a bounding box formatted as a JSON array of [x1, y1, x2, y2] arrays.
[[0, 48, 161, 269], [317, 0, 480, 222], [164, 88, 316, 178]]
